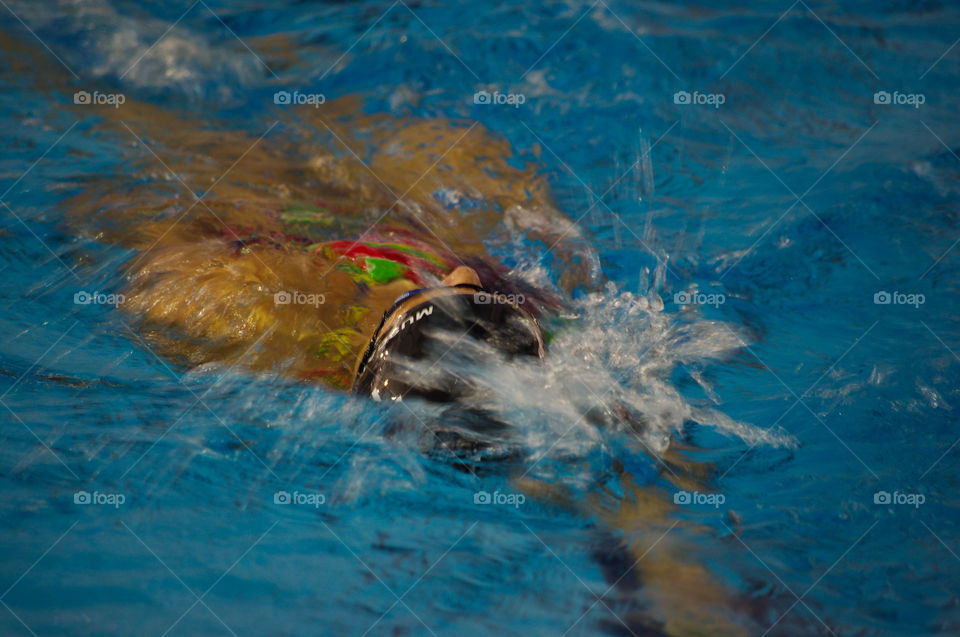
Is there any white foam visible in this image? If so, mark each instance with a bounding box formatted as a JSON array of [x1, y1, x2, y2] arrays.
[[394, 276, 797, 476]]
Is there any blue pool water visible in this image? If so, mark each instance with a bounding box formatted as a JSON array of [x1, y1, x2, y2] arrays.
[[1, 1, 959, 635]]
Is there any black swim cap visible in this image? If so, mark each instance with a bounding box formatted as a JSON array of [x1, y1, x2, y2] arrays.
[[352, 285, 545, 403]]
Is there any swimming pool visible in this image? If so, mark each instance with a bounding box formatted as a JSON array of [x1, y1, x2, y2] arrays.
[[1, 1, 958, 635]]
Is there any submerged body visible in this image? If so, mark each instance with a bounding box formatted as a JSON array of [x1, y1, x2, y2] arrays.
[[65, 96, 764, 635]]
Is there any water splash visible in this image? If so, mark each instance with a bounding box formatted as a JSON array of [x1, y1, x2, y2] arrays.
[[382, 268, 796, 483]]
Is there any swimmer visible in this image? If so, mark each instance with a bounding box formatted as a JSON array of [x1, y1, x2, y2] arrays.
[[65, 96, 582, 392], [60, 93, 769, 636]]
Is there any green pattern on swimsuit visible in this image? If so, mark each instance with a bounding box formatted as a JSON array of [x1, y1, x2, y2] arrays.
[[373, 242, 448, 268], [362, 257, 407, 284]]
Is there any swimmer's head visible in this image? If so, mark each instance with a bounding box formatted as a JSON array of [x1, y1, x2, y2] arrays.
[[352, 266, 545, 402]]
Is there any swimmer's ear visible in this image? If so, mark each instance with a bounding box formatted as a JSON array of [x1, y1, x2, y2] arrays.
[[440, 266, 482, 287]]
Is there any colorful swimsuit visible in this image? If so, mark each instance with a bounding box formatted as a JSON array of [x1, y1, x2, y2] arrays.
[[315, 238, 455, 286]]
